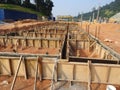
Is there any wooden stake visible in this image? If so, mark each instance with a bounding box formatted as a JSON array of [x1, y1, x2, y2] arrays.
[[38, 57, 42, 81], [11, 56, 23, 90], [88, 61, 91, 90], [22, 57, 28, 79], [34, 56, 39, 90], [9, 59, 13, 76]]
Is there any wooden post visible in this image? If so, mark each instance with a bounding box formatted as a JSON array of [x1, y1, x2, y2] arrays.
[[11, 56, 23, 90], [98, 25, 100, 39], [73, 64, 75, 81], [34, 57, 39, 90], [22, 57, 28, 79], [38, 57, 42, 81], [9, 59, 13, 76], [33, 40, 35, 47], [55, 41, 57, 48], [88, 24, 90, 34], [41, 39, 42, 48], [95, 26, 97, 38], [54, 61, 58, 82], [88, 61, 91, 90], [48, 40, 49, 48], [106, 67, 111, 83]]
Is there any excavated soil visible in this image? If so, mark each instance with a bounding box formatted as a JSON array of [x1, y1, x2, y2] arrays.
[[0, 46, 59, 55], [0, 76, 120, 90], [0, 21, 120, 90], [0, 76, 51, 90], [80, 22, 120, 54]]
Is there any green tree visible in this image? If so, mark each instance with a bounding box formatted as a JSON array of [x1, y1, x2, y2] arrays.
[[44, 0, 54, 16]]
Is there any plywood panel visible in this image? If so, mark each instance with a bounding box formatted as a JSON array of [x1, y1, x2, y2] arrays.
[[42, 63, 54, 79], [34, 40, 40, 48], [27, 39, 33, 46], [49, 41, 55, 48], [91, 65, 108, 83], [108, 67, 120, 84], [42, 40, 48, 48], [26, 60, 36, 77], [74, 65, 88, 81], [11, 59, 25, 76], [0, 59, 10, 75], [58, 64, 73, 80]]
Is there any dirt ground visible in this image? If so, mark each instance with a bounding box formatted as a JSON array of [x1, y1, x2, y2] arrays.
[[0, 21, 120, 90], [0, 46, 59, 55], [79, 22, 120, 54], [0, 76, 120, 90], [0, 76, 51, 90]]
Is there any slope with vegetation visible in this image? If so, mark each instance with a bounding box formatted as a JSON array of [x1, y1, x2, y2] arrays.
[[77, 0, 120, 20], [0, 4, 42, 16], [0, 0, 54, 17]]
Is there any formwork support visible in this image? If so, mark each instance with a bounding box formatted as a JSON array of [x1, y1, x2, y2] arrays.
[[9, 59, 13, 76], [10, 56, 23, 90], [34, 56, 39, 90], [22, 57, 28, 79], [50, 59, 58, 90], [38, 57, 42, 81], [88, 61, 91, 90]]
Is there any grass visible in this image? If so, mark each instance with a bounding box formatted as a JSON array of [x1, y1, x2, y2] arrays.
[[0, 4, 43, 16]]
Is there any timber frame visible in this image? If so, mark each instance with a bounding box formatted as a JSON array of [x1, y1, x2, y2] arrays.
[[0, 21, 120, 90]]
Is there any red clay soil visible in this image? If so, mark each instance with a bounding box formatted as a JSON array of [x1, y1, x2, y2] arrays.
[[0, 19, 56, 35], [91, 83, 120, 90], [77, 49, 99, 58], [0, 46, 59, 55], [79, 22, 120, 54], [0, 76, 51, 90], [1, 76, 120, 90]]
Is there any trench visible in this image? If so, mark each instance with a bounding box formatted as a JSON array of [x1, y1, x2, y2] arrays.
[[0, 21, 120, 90]]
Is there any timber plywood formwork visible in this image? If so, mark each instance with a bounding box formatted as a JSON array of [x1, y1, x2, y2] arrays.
[[0, 20, 120, 90]]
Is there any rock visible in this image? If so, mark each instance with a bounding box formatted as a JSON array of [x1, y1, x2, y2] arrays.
[[0, 80, 9, 85]]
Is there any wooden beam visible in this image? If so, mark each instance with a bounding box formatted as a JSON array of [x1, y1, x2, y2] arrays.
[[22, 57, 28, 79], [38, 57, 42, 81], [0, 52, 59, 58], [10, 56, 23, 90], [106, 66, 111, 83], [88, 61, 91, 90], [9, 59, 13, 76], [54, 61, 58, 82], [0, 36, 63, 41], [73, 64, 75, 80], [34, 56, 39, 90]]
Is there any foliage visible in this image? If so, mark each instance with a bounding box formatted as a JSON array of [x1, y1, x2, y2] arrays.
[[0, 0, 54, 16], [0, 4, 43, 16], [77, 0, 120, 20]]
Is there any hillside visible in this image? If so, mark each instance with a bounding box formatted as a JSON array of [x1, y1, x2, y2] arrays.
[[0, 4, 43, 16], [77, 0, 120, 20]]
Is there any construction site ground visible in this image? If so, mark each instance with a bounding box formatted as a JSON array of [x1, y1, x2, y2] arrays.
[[0, 20, 120, 90], [80, 22, 120, 54]]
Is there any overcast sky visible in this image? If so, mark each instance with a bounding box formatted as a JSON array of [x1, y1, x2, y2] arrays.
[[52, 0, 115, 17]]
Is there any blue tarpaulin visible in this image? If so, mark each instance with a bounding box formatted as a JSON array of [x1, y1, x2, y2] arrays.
[[0, 9, 37, 21], [0, 9, 4, 20]]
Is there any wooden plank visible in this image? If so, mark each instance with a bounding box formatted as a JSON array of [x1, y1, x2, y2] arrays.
[[106, 66, 111, 83], [0, 36, 63, 40], [38, 57, 42, 81], [88, 61, 91, 90], [0, 52, 59, 58], [22, 57, 28, 79], [10, 56, 23, 90], [9, 59, 13, 76], [54, 61, 58, 82], [34, 57, 39, 90]]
